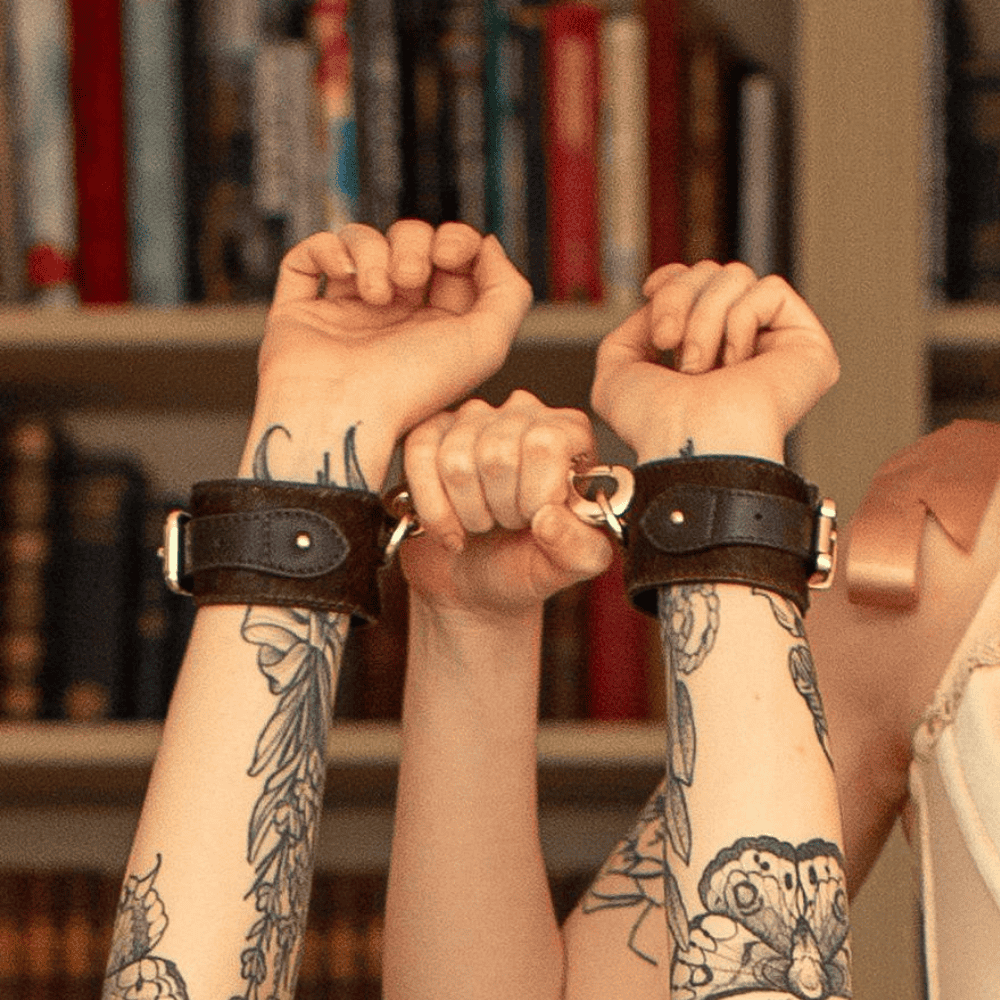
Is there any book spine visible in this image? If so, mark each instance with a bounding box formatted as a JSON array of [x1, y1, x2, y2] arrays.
[[599, 10, 650, 306], [585, 550, 652, 720], [539, 581, 588, 719], [57, 455, 147, 721], [440, 0, 487, 231], [736, 71, 780, 276], [8, 0, 78, 304], [644, 0, 684, 270], [544, 1, 603, 303], [253, 39, 325, 247], [0, 4, 25, 303], [352, 0, 403, 231], [396, 0, 449, 224], [0, 409, 68, 720], [517, 4, 549, 300], [309, 0, 359, 232], [122, 0, 187, 304], [68, 0, 130, 303], [682, 22, 731, 264]]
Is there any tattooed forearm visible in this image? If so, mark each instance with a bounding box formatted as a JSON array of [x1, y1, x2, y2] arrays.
[[672, 835, 852, 999], [237, 425, 356, 997], [753, 588, 834, 768], [103, 856, 190, 1000]]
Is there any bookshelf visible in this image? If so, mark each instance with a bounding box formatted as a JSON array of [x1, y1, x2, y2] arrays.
[[0, 0, 971, 995]]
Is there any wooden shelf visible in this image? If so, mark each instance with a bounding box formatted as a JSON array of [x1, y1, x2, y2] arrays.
[[929, 302, 1000, 346]]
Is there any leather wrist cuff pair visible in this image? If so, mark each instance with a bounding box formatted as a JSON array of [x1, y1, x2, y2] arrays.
[[624, 456, 836, 616], [161, 479, 390, 622]]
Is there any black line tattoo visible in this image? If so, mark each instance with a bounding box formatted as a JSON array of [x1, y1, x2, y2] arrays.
[[754, 588, 834, 768], [660, 584, 719, 866], [102, 856, 190, 1000], [232, 425, 357, 998], [671, 835, 852, 999], [583, 779, 680, 966]]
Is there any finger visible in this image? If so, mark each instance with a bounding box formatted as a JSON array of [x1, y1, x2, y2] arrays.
[[428, 270, 477, 315], [648, 259, 723, 360], [518, 408, 597, 518], [432, 221, 484, 271], [337, 223, 394, 306], [642, 261, 690, 298], [403, 411, 465, 553], [272, 231, 357, 306], [474, 391, 538, 530], [387, 219, 435, 290], [435, 398, 497, 534], [462, 235, 534, 356], [681, 261, 758, 372], [530, 504, 614, 588]]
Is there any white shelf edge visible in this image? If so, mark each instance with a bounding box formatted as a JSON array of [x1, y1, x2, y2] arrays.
[[0, 303, 633, 350], [0, 719, 663, 770]]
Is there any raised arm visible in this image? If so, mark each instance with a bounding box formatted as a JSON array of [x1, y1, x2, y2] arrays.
[[565, 260, 849, 999], [102, 221, 532, 1000]]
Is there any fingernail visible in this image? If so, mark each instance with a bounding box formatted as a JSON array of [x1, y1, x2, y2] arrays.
[[443, 532, 465, 554], [680, 346, 702, 373]]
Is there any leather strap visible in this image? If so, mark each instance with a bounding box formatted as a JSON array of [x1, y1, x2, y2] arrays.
[[177, 479, 389, 622], [626, 456, 823, 616]]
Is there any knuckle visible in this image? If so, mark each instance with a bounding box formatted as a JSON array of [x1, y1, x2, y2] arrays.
[[504, 388, 541, 410]]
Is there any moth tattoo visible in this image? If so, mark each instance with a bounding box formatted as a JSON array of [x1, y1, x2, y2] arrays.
[[672, 836, 852, 1000], [103, 856, 189, 1000]]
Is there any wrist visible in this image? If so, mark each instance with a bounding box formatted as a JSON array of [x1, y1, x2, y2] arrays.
[[240, 381, 401, 489]]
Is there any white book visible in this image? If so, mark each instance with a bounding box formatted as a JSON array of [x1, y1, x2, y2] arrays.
[[599, 12, 649, 306], [8, 0, 78, 305], [737, 72, 779, 277]]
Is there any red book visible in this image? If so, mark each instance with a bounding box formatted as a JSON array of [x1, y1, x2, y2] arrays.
[[68, 0, 129, 303], [544, 1, 602, 302], [645, 0, 684, 270], [586, 550, 654, 720]]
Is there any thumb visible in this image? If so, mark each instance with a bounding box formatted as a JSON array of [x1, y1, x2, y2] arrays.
[[465, 236, 534, 351], [530, 504, 614, 590]]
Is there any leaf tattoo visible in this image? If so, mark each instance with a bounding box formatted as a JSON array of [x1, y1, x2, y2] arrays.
[[102, 856, 189, 1000], [754, 589, 834, 768]]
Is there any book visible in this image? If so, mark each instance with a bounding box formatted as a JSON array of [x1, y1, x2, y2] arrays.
[[539, 581, 589, 719], [396, 0, 451, 224], [67, 0, 130, 304], [352, 0, 404, 231], [736, 70, 781, 276], [645, 0, 685, 270], [56, 453, 147, 721], [544, 1, 603, 302], [308, 0, 360, 233], [680, 15, 735, 265], [585, 550, 653, 721], [122, 0, 188, 304], [253, 38, 325, 247], [599, 8, 650, 306], [7, 0, 78, 304], [440, 0, 488, 231], [0, 1, 25, 303], [0, 406, 72, 720], [186, 0, 279, 302]]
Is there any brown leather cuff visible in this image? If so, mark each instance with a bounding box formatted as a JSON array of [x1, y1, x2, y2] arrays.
[[166, 479, 390, 622], [625, 456, 829, 616]]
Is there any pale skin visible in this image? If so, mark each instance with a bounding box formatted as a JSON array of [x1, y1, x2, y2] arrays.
[[384, 260, 849, 999], [102, 220, 532, 1000]]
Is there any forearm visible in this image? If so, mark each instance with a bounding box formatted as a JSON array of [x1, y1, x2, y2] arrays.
[[383, 598, 564, 1000], [105, 410, 382, 999]]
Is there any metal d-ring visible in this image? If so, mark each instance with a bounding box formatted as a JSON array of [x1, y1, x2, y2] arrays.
[[567, 464, 635, 542]]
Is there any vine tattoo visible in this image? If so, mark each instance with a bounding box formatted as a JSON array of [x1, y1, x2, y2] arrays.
[[232, 425, 358, 998], [583, 584, 719, 964], [672, 836, 852, 999], [754, 588, 834, 768], [103, 856, 190, 1000]]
